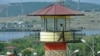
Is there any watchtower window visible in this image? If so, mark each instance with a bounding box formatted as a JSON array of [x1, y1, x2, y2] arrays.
[[47, 19, 54, 31], [41, 18, 45, 31], [56, 18, 66, 31], [41, 17, 70, 32], [41, 18, 54, 31]]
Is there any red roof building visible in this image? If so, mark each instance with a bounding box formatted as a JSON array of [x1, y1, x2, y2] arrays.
[[28, 3, 84, 16], [6, 46, 15, 49]]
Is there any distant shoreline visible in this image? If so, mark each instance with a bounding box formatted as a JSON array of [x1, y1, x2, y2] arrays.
[[0, 29, 40, 32]]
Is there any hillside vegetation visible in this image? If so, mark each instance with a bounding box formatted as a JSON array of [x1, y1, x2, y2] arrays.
[[0, 1, 100, 30], [0, 12, 100, 30], [0, 1, 100, 17], [0, 34, 100, 56]]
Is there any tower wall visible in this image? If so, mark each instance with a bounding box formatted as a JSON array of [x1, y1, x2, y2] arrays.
[[44, 43, 66, 56], [40, 32, 72, 42]]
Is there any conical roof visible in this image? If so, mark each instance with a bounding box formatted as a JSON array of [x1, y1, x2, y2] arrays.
[[28, 3, 84, 16]]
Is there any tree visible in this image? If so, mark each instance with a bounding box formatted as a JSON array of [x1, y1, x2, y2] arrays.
[[22, 48, 33, 56], [0, 42, 8, 54]]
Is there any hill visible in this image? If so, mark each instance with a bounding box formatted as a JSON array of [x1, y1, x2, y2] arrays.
[[0, 1, 100, 17], [0, 2, 51, 17]]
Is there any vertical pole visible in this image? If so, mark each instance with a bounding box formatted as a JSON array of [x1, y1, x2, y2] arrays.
[[55, 19, 57, 31], [65, 18, 66, 31], [77, 0, 80, 10], [21, 0, 23, 15], [45, 19, 47, 31], [6, 6, 8, 17], [67, 46, 70, 56], [44, 18, 46, 31], [41, 18, 42, 31], [54, 17, 57, 31], [69, 18, 71, 30], [54, 18, 56, 41], [44, 18, 45, 31], [92, 36, 95, 56], [6, 4, 10, 17]]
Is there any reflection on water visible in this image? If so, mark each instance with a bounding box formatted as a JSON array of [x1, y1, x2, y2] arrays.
[[0, 30, 100, 41]]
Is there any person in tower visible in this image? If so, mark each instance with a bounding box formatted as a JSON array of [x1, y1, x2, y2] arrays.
[[58, 24, 65, 42]]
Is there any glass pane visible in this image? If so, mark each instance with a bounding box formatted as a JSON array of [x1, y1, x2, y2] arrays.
[[47, 19, 54, 31], [56, 19, 65, 31], [41, 19, 45, 31], [66, 19, 70, 31]]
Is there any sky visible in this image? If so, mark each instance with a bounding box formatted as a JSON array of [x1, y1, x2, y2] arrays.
[[72, 0, 100, 5], [0, 0, 100, 5]]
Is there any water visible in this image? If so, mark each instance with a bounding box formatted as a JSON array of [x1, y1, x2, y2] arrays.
[[0, 30, 100, 41], [0, 32, 35, 41], [82, 30, 100, 36]]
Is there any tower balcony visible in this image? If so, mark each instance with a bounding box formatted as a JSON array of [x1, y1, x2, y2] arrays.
[[40, 30, 83, 43]]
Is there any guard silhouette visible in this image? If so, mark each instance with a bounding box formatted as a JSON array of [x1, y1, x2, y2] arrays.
[[58, 24, 65, 42]]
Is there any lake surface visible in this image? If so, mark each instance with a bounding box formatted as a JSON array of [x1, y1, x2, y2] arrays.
[[0, 30, 100, 41], [0, 32, 36, 41], [82, 30, 100, 35]]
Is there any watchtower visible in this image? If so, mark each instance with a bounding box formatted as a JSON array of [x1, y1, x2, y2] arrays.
[[28, 3, 84, 56]]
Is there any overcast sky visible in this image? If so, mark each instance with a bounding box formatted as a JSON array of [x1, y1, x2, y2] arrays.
[[0, 0, 100, 5]]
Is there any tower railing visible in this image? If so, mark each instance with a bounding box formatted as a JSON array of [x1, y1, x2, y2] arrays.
[[32, 30, 84, 43]]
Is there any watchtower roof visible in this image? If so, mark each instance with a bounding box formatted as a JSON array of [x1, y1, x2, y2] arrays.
[[28, 3, 84, 16]]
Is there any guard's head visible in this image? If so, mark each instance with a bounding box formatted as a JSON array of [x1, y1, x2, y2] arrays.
[[60, 24, 63, 26]]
